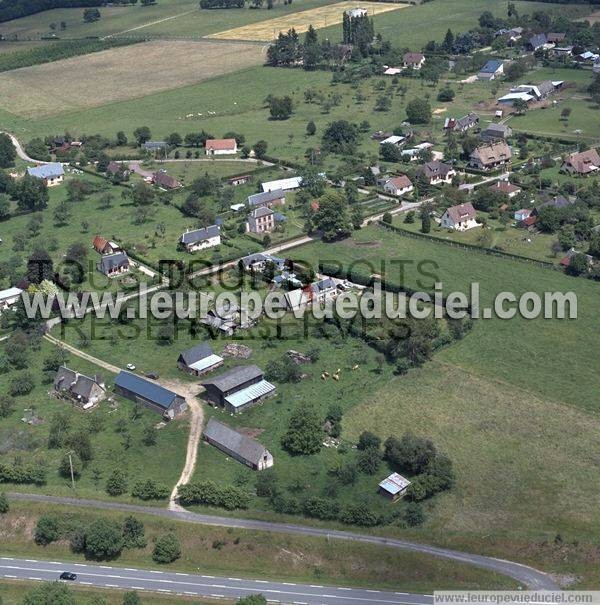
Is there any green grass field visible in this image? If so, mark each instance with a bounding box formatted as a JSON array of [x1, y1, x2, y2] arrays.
[[0, 338, 188, 500], [0, 501, 517, 592]]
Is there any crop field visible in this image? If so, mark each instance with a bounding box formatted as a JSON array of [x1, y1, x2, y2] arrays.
[[0, 40, 265, 118], [208, 1, 408, 41]]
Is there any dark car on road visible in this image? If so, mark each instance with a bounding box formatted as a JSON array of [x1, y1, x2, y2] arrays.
[[145, 372, 159, 380], [59, 572, 77, 581]]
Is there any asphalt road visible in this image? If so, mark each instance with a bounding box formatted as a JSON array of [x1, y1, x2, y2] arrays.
[[0, 557, 432, 605], [8, 493, 559, 590]]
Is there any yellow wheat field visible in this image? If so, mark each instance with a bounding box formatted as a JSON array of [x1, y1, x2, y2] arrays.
[[208, 1, 409, 42]]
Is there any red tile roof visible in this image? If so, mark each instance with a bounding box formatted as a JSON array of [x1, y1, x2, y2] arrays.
[[205, 138, 237, 151]]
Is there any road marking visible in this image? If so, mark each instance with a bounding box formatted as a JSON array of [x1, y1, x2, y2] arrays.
[[25, 560, 38, 563], [338, 588, 352, 590], [283, 582, 296, 586], [228, 577, 243, 581], [176, 572, 189, 576], [105, 584, 118, 587], [255, 579, 269, 583], [4, 575, 17, 578], [73, 564, 87, 567], [80, 582, 92, 585], [28, 577, 42, 581], [311, 584, 324, 588]]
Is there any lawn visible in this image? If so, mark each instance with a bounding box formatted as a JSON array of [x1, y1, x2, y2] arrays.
[[391, 213, 566, 265], [292, 224, 599, 413], [0, 165, 307, 280], [0, 338, 188, 501]]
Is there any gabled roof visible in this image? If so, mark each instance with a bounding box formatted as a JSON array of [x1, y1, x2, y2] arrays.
[[114, 371, 182, 409], [98, 251, 129, 273], [248, 189, 285, 207], [180, 225, 220, 245], [0, 287, 23, 301], [203, 418, 270, 465], [261, 177, 302, 192], [483, 123, 511, 135], [153, 170, 181, 189], [404, 52, 425, 64], [54, 366, 104, 401], [144, 141, 167, 149], [471, 141, 512, 165], [311, 277, 337, 294], [27, 163, 64, 179], [491, 180, 521, 195], [416, 161, 454, 179], [205, 138, 237, 151], [563, 149, 600, 174], [385, 175, 413, 190], [379, 472, 411, 495], [479, 59, 503, 74], [249, 206, 274, 219], [528, 33, 547, 48], [547, 32, 566, 43], [93, 235, 109, 252], [179, 343, 215, 366], [241, 252, 284, 269], [202, 365, 264, 393], [538, 195, 573, 210], [443, 202, 476, 224]]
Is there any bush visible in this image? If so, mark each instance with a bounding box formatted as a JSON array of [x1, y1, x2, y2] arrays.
[[357, 431, 381, 450], [85, 519, 124, 560], [178, 481, 250, 510], [404, 502, 426, 526], [357, 447, 382, 475], [131, 479, 169, 501], [105, 469, 128, 496], [122, 516, 147, 549], [153, 532, 181, 563], [9, 371, 34, 396], [34, 515, 60, 545], [0, 492, 9, 514]]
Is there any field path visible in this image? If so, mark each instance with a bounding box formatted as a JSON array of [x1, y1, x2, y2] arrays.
[[44, 331, 205, 508], [1, 131, 44, 164], [44, 333, 121, 374], [100, 8, 198, 40]]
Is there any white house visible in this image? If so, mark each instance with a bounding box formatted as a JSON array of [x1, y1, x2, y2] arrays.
[[380, 175, 413, 196], [441, 202, 479, 231], [0, 287, 23, 313], [179, 225, 221, 252], [27, 163, 64, 186], [205, 138, 237, 156], [403, 52, 425, 70]]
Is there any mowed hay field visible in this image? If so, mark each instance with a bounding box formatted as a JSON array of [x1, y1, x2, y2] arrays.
[[0, 40, 265, 118], [208, 1, 408, 41]]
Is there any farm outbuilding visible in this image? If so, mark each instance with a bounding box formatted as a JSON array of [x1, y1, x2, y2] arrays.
[[114, 371, 187, 420], [203, 418, 274, 470], [379, 472, 411, 501], [178, 343, 224, 376]]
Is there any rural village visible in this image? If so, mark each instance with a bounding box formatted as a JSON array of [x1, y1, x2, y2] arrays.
[[0, 0, 599, 603]]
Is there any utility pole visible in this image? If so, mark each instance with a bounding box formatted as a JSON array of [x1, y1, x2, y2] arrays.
[[68, 452, 75, 490]]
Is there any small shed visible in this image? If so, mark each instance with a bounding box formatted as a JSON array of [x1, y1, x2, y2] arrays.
[[178, 343, 224, 376], [378, 472, 411, 502]]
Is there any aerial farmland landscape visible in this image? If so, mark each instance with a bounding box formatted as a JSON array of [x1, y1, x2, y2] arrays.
[[0, 0, 599, 603]]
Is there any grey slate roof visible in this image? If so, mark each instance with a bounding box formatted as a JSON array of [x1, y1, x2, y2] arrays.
[[202, 365, 263, 393], [114, 371, 181, 409], [247, 189, 285, 207], [529, 33, 547, 49], [180, 225, 219, 245], [179, 343, 214, 366], [54, 366, 103, 400], [98, 251, 129, 273], [27, 163, 64, 179], [203, 418, 270, 465], [249, 206, 274, 218], [479, 60, 503, 74]]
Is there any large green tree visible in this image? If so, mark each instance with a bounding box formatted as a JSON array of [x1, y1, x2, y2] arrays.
[[281, 403, 323, 455]]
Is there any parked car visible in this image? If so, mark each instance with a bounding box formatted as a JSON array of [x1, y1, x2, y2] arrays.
[[126, 363, 136, 371], [59, 572, 77, 581], [145, 372, 159, 380]]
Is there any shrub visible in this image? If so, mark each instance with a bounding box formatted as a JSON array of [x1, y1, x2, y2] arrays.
[[153, 532, 181, 563], [0, 492, 8, 514], [105, 469, 128, 496], [85, 519, 124, 560], [34, 515, 60, 545], [131, 479, 169, 501]]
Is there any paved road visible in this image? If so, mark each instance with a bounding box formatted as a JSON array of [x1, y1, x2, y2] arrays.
[[0, 557, 427, 605], [8, 493, 559, 590]]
